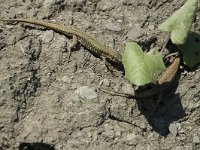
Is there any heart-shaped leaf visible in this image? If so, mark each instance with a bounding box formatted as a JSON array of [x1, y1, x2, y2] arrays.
[[122, 42, 166, 86], [159, 0, 197, 45]]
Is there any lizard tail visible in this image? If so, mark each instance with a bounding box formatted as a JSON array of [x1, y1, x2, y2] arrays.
[[0, 18, 76, 35]]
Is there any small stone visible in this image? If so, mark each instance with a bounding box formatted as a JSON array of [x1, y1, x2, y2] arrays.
[[43, 0, 54, 6], [147, 132, 154, 138], [126, 133, 136, 141], [99, 79, 110, 86], [126, 133, 137, 145], [15, 38, 32, 55], [169, 123, 178, 136], [1, 11, 15, 19], [98, 0, 114, 11], [92, 131, 98, 141], [102, 129, 115, 139], [78, 86, 97, 100], [61, 76, 72, 84], [148, 24, 155, 30], [115, 131, 121, 137], [7, 36, 16, 45], [103, 79, 110, 86], [42, 30, 54, 43], [127, 25, 144, 40], [122, 83, 135, 95], [106, 21, 121, 32], [20, 39, 32, 54], [193, 136, 200, 143]]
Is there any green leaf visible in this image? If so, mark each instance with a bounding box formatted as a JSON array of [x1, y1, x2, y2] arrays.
[[159, 0, 197, 45], [122, 42, 166, 86], [179, 32, 200, 69]]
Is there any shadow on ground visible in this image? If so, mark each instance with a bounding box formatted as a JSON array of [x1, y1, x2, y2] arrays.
[[19, 143, 54, 150], [137, 73, 185, 136]]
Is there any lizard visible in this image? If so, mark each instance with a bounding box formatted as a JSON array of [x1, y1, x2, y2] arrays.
[[0, 18, 181, 101], [0, 18, 122, 63], [100, 55, 181, 101]]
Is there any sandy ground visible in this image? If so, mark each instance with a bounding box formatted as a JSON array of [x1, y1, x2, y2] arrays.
[[0, 0, 199, 150]]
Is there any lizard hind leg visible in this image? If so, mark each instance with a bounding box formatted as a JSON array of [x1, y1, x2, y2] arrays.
[[67, 34, 78, 60]]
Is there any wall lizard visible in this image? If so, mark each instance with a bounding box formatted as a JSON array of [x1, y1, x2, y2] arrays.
[[0, 18, 181, 99], [0, 18, 122, 63]]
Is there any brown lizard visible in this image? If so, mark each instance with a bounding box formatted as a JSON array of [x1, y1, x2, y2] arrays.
[[0, 18, 122, 63], [100, 55, 181, 100], [0, 18, 181, 101]]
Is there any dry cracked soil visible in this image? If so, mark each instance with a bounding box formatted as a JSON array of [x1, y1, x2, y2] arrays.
[[0, 0, 200, 150]]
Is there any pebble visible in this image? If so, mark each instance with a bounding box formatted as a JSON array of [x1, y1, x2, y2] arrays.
[[14, 38, 32, 56], [102, 129, 115, 139], [43, 0, 54, 6], [122, 83, 135, 94], [61, 76, 72, 84], [169, 123, 178, 136], [126, 133, 136, 141], [127, 25, 144, 40], [148, 24, 155, 31], [126, 133, 137, 145], [193, 136, 200, 143], [115, 131, 121, 137], [42, 30, 54, 43], [92, 131, 98, 141], [7, 36, 16, 45], [106, 21, 121, 32], [78, 86, 97, 100], [1, 11, 15, 19], [99, 79, 110, 87], [98, 0, 114, 11]]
